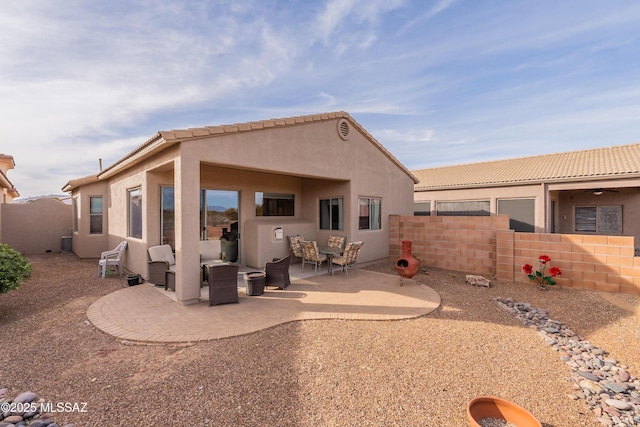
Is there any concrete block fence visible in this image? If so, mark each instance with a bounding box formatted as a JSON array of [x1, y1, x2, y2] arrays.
[[389, 215, 640, 294]]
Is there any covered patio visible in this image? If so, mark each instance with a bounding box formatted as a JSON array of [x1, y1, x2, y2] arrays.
[[87, 269, 441, 343]]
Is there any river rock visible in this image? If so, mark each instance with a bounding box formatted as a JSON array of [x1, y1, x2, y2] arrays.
[[13, 391, 36, 404], [606, 399, 632, 411]]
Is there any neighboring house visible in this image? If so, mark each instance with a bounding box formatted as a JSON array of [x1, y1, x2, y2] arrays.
[[63, 111, 418, 304], [412, 143, 640, 249], [0, 154, 19, 203]]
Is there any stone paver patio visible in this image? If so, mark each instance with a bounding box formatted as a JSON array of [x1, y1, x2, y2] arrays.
[[87, 269, 441, 343]]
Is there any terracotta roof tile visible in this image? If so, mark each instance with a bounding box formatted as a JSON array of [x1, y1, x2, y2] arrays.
[[413, 143, 640, 190]]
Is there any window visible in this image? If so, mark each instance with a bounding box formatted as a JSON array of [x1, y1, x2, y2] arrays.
[[128, 187, 142, 239], [575, 206, 622, 234], [320, 198, 343, 230], [359, 197, 381, 230], [497, 198, 535, 232], [89, 196, 103, 234], [72, 197, 78, 232], [436, 200, 490, 216], [413, 202, 431, 216], [255, 192, 294, 216], [161, 187, 175, 247]]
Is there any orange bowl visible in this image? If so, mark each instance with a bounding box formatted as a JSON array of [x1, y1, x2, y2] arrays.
[[467, 396, 542, 427]]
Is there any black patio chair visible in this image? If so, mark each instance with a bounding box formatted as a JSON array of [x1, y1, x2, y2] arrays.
[[206, 264, 240, 306], [265, 256, 291, 290]]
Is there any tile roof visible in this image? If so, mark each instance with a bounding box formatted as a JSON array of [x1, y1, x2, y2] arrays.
[[413, 143, 640, 190]]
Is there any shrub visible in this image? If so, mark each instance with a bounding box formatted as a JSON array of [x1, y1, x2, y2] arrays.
[[0, 244, 32, 294]]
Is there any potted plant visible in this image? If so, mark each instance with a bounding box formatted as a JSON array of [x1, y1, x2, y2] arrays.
[[467, 396, 542, 427], [126, 274, 141, 286]]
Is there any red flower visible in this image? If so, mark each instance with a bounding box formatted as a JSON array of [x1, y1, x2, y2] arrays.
[[549, 266, 561, 277], [538, 255, 551, 264], [522, 264, 533, 275]]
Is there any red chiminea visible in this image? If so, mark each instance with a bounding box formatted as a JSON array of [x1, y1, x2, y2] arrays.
[[396, 240, 419, 279]]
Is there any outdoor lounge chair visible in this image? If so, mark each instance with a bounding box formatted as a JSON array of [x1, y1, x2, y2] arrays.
[[331, 241, 364, 276], [301, 240, 327, 272], [98, 241, 127, 278], [288, 235, 304, 264], [147, 244, 176, 289], [265, 256, 291, 290], [206, 263, 240, 306]]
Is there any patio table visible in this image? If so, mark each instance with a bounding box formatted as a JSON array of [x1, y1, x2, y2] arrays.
[[318, 246, 343, 275]]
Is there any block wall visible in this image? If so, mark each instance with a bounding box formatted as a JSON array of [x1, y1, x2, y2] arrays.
[[497, 232, 640, 294], [389, 215, 510, 277], [391, 215, 640, 294]]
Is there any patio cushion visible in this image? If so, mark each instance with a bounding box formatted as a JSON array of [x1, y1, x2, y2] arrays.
[[148, 245, 175, 266], [200, 240, 222, 262]]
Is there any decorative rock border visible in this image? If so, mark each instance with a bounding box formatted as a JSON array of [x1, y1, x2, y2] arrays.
[[495, 297, 640, 426], [0, 388, 75, 427]]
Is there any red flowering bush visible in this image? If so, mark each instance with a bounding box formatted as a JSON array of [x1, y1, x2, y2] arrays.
[[522, 255, 561, 290]]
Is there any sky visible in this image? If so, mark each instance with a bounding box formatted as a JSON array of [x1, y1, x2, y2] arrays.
[[2, 0, 640, 198]]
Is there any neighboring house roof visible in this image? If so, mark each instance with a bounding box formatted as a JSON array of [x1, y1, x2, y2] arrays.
[[413, 143, 640, 191], [0, 154, 19, 198], [63, 111, 418, 192]]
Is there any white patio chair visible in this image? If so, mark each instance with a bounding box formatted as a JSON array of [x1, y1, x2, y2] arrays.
[[98, 241, 128, 278]]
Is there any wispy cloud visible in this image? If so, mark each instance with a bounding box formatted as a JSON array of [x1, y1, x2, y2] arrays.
[[2, 0, 640, 197]]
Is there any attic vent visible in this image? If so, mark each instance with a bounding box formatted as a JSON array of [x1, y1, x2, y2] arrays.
[[337, 119, 351, 140]]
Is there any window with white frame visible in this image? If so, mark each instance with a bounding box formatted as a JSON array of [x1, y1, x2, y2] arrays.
[[128, 187, 142, 239], [358, 197, 381, 230], [320, 198, 343, 230], [436, 200, 490, 216], [89, 196, 103, 234], [413, 201, 431, 216], [497, 198, 535, 232]]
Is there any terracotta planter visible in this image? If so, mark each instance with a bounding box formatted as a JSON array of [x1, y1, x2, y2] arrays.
[[395, 240, 419, 279], [467, 396, 541, 427]]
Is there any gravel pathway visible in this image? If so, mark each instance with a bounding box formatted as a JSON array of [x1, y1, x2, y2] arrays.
[[1, 253, 638, 426]]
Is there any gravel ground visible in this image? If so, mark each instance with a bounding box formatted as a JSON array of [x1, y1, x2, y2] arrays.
[[1, 253, 639, 426]]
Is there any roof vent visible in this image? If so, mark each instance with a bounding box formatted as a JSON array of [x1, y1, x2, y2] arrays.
[[337, 119, 351, 140]]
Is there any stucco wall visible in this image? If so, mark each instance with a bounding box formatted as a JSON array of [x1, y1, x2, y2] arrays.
[[71, 181, 109, 258], [555, 188, 640, 243], [414, 184, 548, 232], [1, 198, 72, 254]]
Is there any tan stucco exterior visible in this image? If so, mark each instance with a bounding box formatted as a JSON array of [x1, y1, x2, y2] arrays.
[[64, 112, 417, 304], [1, 198, 72, 254], [414, 176, 640, 248], [0, 154, 19, 203]]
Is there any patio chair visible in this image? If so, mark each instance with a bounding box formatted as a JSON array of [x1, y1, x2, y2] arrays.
[[328, 235, 345, 251], [206, 263, 240, 306], [98, 241, 127, 278], [147, 244, 176, 289], [301, 240, 327, 272], [288, 235, 304, 264], [265, 256, 291, 290], [331, 241, 364, 276]]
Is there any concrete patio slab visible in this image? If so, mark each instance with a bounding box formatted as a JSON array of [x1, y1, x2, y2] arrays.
[[86, 269, 441, 344]]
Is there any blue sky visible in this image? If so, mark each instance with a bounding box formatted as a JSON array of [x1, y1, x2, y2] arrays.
[[2, 0, 640, 198]]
